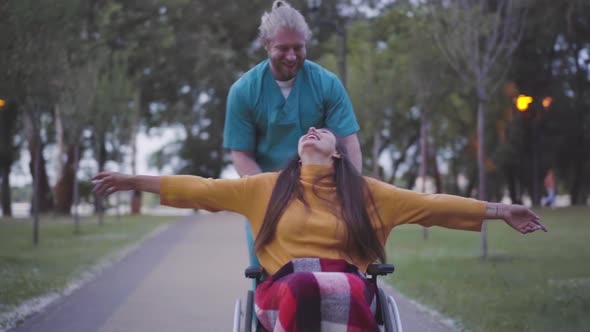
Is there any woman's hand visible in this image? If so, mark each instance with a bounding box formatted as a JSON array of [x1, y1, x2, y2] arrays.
[[502, 204, 548, 234], [92, 172, 135, 196]]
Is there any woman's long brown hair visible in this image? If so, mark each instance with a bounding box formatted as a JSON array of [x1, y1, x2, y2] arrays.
[[254, 138, 386, 264]]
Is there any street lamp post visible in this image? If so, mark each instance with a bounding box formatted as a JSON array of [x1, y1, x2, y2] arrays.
[[308, 0, 347, 89]]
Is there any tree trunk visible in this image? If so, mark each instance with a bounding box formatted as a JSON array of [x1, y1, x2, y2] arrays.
[[0, 102, 17, 217], [372, 131, 381, 178], [449, 144, 461, 195], [464, 167, 477, 198], [388, 133, 419, 185], [129, 92, 142, 214], [530, 111, 542, 206], [505, 164, 522, 204], [33, 143, 41, 245], [73, 144, 81, 233], [420, 113, 428, 188], [23, 107, 54, 214], [28, 140, 54, 213], [477, 92, 488, 259], [420, 111, 429, 240], [54, 144, 77, 214], [131, 190, 142, 214], [95, 134, 107, 223], [432, 151, 442, 194], [570, 151, 584, 205], [1, 166, 12, 216]]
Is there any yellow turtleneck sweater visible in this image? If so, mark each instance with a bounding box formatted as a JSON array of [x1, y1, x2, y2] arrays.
[[160, 164, 485, 275]]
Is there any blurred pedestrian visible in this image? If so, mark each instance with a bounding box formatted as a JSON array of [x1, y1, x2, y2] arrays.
[[542, 169, 556, 207]]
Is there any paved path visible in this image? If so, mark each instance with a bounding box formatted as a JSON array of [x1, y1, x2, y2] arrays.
[[10, 212, 457, 332]]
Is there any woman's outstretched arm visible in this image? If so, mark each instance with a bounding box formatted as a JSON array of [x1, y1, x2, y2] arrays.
[[92, 171, 276, 217], [365, 177, 548, 234], [484, 202, 547, 234], [92, 172, 160, 196]]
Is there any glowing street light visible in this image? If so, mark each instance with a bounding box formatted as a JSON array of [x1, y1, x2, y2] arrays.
[[542, 96, 553, 109], [516, 94, 533, 112], [0, 99, 5, 108]]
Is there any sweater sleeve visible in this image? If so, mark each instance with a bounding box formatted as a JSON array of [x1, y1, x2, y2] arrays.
[[160, 173, 275, 215], [366, 177, 486, 232]]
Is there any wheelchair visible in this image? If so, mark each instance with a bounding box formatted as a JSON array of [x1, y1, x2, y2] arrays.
[[232, 263, 403, 332]]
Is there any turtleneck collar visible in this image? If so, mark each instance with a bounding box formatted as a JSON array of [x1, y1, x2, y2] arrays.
[[300, 164, 336, 186]]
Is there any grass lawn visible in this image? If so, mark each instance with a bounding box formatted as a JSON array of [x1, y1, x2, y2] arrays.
[[384, 206, 590, 332], [0, 214, 176, 328]]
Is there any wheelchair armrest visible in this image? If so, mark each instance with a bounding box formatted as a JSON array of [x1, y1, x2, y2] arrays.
[[244, 266, 264, 279], [366, 263, 395, 276]]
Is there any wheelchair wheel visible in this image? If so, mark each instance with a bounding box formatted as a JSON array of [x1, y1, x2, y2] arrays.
[[378, 288, 395, 332], [233, 299, 242, 332], [245, 290, 254, 332], [378, 287, 403, 332], [387, 293, 403, 332]]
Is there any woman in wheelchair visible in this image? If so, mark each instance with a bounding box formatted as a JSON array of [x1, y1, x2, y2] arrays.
[[93, 127, 547, 331]]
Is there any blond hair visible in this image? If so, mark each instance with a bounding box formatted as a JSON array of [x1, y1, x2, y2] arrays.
[[259, 0, 312, 46]]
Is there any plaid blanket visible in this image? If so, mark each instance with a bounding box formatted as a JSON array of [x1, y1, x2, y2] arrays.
[[255, 258, 379, 332]]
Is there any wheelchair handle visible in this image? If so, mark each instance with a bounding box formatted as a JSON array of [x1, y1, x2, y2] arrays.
[[366, 263, 395, 276], [245, 266, 264, 279], [246, 264, 394, 278]]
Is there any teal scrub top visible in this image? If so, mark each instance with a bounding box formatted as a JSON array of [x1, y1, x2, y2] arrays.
[[223, 59, 359, 172]]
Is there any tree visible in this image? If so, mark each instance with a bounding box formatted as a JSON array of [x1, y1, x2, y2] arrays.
[[1, 0, 105, 242], [0, 100, 20, 217], [4, 0, 76, 227], [427, 0, 527, 258], [52, 1, 110, 217], [90, 51, 135, 221], [0, 4, 22, 217], [345, 7, 421, 181], [54, 61, 102, 215]]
